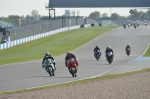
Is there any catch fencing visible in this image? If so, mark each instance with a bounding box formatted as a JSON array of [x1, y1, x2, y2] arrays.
[[0, 24, 91, 50], [7, 17, 97, 41]]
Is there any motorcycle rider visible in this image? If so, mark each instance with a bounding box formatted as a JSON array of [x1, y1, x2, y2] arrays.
[[93, 45, 101, 57], [123, 23, 126, 28], [133, 23, 136, 28], [128, 23, 130, 27], [105, 45, 114, 57], [125, 44, 131, 50], [145, 22, 147, 26], [65, 51, 78, 67], [42, 52, 56, 70]]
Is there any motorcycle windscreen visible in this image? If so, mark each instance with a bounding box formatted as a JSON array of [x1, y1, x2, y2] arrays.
[[107, 52, 112, 57]]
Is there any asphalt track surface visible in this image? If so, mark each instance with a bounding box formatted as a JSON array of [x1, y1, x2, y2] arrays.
[[0, 26, 150, 92]]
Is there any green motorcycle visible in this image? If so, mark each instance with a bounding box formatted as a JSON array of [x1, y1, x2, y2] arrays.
[[43, 59, 55, 76]]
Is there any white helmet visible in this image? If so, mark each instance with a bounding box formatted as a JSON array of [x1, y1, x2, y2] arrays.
[[45, 52, 50, 56]]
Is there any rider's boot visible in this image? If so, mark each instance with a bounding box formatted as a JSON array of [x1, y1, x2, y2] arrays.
[[53, 62, 56, 70]]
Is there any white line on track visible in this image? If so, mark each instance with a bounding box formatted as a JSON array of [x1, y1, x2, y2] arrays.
[[32, 28, 150, 90], [1, 27, 122, 93], [2, 27, 149, 93], [0, 27, 120, 67]]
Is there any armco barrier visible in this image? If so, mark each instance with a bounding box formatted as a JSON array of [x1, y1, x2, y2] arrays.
[[0, 25, 83, 50], [80, 24, 91, 28]]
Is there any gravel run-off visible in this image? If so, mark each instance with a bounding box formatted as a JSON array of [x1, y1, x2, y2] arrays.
[[0, 71, 150, 99]]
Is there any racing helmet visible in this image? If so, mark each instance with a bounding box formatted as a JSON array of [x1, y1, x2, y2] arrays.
[[107, 45, 111, 49], [45, 52, 50, 57], [96, 45, 99, 48], [66, 51, 71, 56]]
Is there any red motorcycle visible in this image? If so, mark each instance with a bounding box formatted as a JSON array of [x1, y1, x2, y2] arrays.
[[126, 48, 131, 56], [66, 58, 78, 77]]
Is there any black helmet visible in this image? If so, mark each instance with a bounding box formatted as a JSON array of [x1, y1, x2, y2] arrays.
[[107, 45, 111, 49], [66, 51, 71, 56]]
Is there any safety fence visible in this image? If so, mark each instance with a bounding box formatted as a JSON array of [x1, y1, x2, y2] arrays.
[[6, 17, 97, 41], [0, 24, 91, 50]]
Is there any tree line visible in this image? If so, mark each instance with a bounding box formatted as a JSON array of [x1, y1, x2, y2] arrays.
[[89, 9, 150, 20], [1, 9, 150, 26], [0, 9, 41, 26]]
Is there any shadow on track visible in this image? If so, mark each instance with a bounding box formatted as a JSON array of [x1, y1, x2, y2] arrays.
[[22, 76, 51, 78], [53, 76, 74, 78]]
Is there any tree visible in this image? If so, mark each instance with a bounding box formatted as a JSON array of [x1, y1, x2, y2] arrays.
[[14, 15, 20, 26], [102, 13, 108, 18], [0, 17, 5, 21], [130, 9, 141, 20], [89, 11, 100, 20], [120, 16, 126, 20], [31, 9, 41, 20], [20, 15, 25, 21], [25, 15, 31, 21], [140, 12, 149, 20], [5, 17, 11, 23], [147, 9, 150, 15], [8, 15, 20, 25], [110, 13, 120, 20]]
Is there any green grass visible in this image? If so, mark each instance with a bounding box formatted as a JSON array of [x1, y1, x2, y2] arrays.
[[0, 26, 117, 65], [143, 45, 150, 56], [0, 68, 150, 94]]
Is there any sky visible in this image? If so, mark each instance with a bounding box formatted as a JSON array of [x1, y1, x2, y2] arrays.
[[0, 0, 149, 17]]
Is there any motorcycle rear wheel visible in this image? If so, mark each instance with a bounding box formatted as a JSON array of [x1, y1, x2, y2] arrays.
[[47, 67, 53, 76], [96, 58, 99, 61]]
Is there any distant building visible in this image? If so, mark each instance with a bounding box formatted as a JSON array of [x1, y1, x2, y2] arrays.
[[64, 10, 71, 16]]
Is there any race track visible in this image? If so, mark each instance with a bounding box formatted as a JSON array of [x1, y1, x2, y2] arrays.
[[0, 25, 150, 92]]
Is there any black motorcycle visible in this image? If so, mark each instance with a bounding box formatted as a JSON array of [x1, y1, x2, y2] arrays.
[[134, 24, 136, 29], [106, 52, 113, 64]]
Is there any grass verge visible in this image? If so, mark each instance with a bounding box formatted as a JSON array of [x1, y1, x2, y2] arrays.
[[0, 26, 117, 65], [0, 68, 150, 94], [143, 45, 150, 56]]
